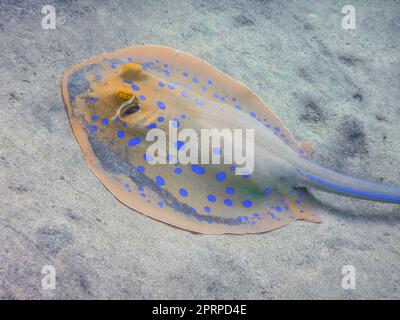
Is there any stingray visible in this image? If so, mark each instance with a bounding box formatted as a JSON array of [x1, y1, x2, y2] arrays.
[[61, 45, 400, 234]]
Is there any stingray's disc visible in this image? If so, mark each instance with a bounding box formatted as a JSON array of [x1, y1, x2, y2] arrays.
[[62, 45, 312, 234]]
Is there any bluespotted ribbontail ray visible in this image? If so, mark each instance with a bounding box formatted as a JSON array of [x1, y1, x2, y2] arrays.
[[61, 45, 400, 234]]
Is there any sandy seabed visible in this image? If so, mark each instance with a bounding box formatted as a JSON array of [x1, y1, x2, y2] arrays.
[[0, 0, 399, 299]]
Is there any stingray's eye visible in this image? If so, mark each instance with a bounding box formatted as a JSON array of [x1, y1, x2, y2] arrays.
[[118, 97, 140, 121], [115, 86, 134, 101], [121, 63, 143, 81]]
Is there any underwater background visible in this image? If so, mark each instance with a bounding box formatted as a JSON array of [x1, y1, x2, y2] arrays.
[[0, 0, 399, 298]]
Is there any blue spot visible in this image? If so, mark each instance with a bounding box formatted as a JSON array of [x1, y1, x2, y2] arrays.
[[195, 98, 204, 106], [213, 93, 219, 98], [237, 216, 243, 222], [113, 118, 119, 123], [224, 199, 233, 207], [192, 78, 199, 83], [132, 84, 140, 91], [139, 95, 146, 101], [157, 101, 166, 110], [172, 119, 180, 128], [208, 79, 213, 85], [252, 213, 259, 218], [215, 172, 226, 182], [179, 188, 188, 197], [204, 206, 211, 213], [157, 117, 165, 122], [167, 83, 175, 90], [175, 140, 185, 150], [159, 82, 165, 87], [92, 115, 98, 121], [191, 164, 205, 175], [128, 137, 141, 146], [235, 105, 241, 110], [207, 194, 216, 202], [137, 165, 145, 173], [174, 168, 182, 175], [156, 176, 165, 187], [181, 114, 187, 119], [201, 86, 207, 91], [275, 206, 282, 212], [146, 123, 157, 129], [101, 118, 109, 125], [182, 71, 189, 77], [250, 112, 256, 118], [242, 216, 248, 221], [181, 91, 189, 98], [296, 199, 303, 205], [232, 97, 237, 102], [117, 130, 125, 139], [226, 186, 235, 195], [242, 200, 253, 208], [274, 127, 281, 132], [264, 188, 272, 195], [158, 201, 164, 208], [164, 71, 171, 77], [122, 122, 127, 128], [268, 212, 278, 220], [230, 165, 236, 171], [212, 147, 221, 155], [89, 125, 97, 132]]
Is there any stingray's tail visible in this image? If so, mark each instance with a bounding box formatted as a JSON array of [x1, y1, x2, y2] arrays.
[[294, 158, 400, 204]]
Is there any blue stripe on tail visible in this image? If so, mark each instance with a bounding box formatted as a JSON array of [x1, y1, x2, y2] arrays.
[[303, 173, 400, 203]]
